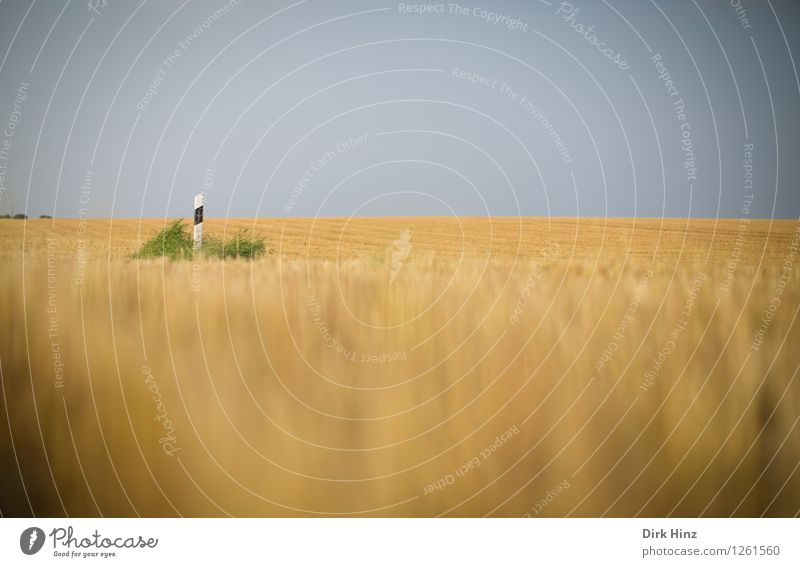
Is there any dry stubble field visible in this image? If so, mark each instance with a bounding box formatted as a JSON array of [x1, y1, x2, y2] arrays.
[[1, 217, 799, 517]]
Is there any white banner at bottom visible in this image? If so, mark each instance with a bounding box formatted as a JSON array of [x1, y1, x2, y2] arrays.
[[1, 518, 797, 566]]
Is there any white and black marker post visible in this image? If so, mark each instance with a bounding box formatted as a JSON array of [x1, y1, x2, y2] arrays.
[[193, 193, 204, 250]]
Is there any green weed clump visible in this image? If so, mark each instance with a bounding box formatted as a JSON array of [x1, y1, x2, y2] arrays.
[[134, 220, 269, 260], [203, 230, 267, 259], [134, 220, 193, 260]]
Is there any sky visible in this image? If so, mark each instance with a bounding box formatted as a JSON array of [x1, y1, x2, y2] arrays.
[[0, 0, 798, 219]]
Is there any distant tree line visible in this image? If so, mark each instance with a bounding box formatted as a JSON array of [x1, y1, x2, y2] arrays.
[[0, 214, 52, 219]]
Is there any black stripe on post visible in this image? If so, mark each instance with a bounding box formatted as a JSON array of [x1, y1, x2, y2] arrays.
[[193, 193, 204, 250]]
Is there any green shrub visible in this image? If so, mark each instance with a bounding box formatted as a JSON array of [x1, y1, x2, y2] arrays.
[[134, 220, 193, 260], [203, 230, 267, 259], [134, 221, 269, 260]]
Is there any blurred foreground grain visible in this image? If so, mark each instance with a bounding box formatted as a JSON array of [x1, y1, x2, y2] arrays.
[[1, 218, 798, 516]]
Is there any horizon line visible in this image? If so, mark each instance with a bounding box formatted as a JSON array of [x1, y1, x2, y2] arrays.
[[4, 215, 799, 222]]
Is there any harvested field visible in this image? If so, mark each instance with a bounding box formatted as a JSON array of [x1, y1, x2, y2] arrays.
[[1, 217, 798, 517]]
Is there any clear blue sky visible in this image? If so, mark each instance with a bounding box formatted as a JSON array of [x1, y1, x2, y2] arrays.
[[0, 0, 798, 218]]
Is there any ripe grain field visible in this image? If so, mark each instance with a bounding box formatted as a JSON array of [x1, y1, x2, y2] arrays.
[[1, 217, 799, 517]]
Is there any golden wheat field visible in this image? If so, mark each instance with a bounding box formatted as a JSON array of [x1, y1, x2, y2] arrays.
[[1, 217, 799, 517]]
